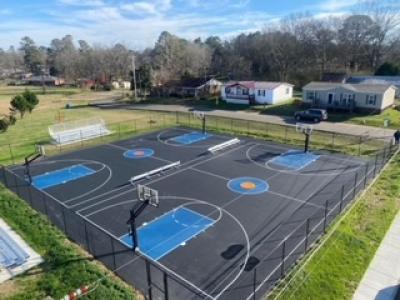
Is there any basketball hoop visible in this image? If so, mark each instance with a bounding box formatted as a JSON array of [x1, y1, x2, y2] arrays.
[[193, 111, 206, 134], [193, 110, 205, 120], [296, 123, 314, 153], [296, 123, 313, 136], [137, 184, 159, 207]]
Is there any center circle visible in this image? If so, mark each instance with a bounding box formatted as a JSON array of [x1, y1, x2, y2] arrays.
[[124, 148, 154, 159], [227, 177, 269, 195], [240, 182, 256, 190]]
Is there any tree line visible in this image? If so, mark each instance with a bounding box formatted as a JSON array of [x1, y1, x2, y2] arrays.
[[0, 3, 399, 88]]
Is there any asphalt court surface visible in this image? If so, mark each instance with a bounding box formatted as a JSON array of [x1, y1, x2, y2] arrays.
[[7, 127, 369, 299]]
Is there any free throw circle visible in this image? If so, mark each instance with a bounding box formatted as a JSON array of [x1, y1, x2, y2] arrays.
[[124, 148, 154, 159], [228, 177, 269, 195]]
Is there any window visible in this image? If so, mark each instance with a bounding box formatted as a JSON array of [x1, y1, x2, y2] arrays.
[[306, 91, 315, 100], [365, 95, 377, 106], [225, 87, 231, 94], [258, 90, 265, 96], [242, 88, 249, 95], [286, 87, 290, 95], [328, 93, 334, 104]]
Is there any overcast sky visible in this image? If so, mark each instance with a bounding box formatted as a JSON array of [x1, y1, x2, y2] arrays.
[[0, 0, 397, 49]]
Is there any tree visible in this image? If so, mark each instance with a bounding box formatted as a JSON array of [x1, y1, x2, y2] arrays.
[[22, 89, 39, 112], [10, 95, 29, 118], [0, 118, 9, 132], [19, 36, 45, 75], [375, 62, 400, 75]]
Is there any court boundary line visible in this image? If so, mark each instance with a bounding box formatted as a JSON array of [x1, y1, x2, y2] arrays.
[[244, 162, 379, 300]]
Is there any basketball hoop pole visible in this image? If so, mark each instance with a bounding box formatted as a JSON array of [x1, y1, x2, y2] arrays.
[[202, 116, 206, 135], [127, 200, 149, 252], [304, 133, 310, 153]]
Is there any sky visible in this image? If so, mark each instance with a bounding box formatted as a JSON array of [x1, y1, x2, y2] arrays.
[[0, 0, 397, 50]]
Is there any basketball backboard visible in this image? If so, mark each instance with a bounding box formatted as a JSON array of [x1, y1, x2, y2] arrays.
[[137, 184, 159, 207]]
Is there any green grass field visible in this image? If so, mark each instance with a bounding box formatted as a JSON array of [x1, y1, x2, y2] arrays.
[[269, 152, 400, 300], [0, 86, 396, 300]]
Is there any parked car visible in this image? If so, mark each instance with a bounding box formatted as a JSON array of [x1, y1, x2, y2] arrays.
[[294, 109, 328, 123]]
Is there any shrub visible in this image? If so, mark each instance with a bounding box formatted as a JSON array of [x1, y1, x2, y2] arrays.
[[0, 118, 9, 132]]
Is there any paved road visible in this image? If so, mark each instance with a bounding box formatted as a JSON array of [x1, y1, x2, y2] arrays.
[[126, 104, 395, 139]]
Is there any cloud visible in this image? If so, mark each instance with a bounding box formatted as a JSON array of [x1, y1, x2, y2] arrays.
[[58, 0, 104, 6], [121, 0, 172, 15], [316, 0, 363, 12]]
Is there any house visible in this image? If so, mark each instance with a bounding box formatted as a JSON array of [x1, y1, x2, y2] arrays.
[[347, 75, 400, 97], [302, 82, 397, 112], [153, 78, 223, 98], [112, 81, 131, 89], [221, 81, 294, 105], [321, 72, 348, 83], [27, 75, 65, 86]]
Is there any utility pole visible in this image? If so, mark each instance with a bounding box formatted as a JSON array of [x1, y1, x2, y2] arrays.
[[131, 55, 137, 101]]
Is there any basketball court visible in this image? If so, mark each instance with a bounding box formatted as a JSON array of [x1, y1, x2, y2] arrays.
[[4, 122, 373, 300]]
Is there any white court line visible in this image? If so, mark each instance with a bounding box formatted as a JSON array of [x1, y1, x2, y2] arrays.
[[76, 143, 249, 213], [246, 143, 365, 177], [90, 195, 248, 300], [106, 143, 174, 164], [191, 165, 325, 210], [210, 152, 355, 297], [244, 162, 379, 300]]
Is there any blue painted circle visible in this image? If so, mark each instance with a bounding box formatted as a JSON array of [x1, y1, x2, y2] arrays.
[[227, 177, 269, 195], [124, 148, 154, 159]]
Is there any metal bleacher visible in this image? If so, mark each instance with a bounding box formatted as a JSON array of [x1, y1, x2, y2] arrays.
[[0, 228, 29, 269]]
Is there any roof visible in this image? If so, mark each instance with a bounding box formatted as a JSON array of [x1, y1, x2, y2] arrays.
[[224, 81, 293, 90], [162, 77, 221, 88], [303, 82, 396, 94], [321, 72, 348, 83], [29, 75, 60, 82], [347, 75, 400, 86]]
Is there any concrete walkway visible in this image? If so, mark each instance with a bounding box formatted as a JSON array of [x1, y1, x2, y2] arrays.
[[353, 211, 400, 300], [127, 104, 395, 139]]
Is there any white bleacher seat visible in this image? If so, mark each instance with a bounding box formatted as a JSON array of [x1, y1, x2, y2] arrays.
[[48, 118, 111, 145]]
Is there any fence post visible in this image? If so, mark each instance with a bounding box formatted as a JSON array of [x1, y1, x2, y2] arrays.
[[80, 130, 83, 147], [84, 221, 90, 252], [42, 192, 49, 217], [305, 219, 310, 252], [323, 200, 329, 233], [339, 185, 345, 213], [353, 172, 358, 199], [284, 127, 288, 143], [145, 260, 153, 300], [253, 268, 257, 300], [8, 144, 15, 165], [111, 238, 117, 270], [281, 240, 286, 276], [364, 162, 369, 188], [163, 272, 169, 300], [373, 153, 378, 177]]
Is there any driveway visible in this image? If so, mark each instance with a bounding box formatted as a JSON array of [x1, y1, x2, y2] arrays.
[[127, 104, 395, 139]]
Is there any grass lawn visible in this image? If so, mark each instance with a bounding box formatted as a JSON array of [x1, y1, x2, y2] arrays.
[[269, 151, 400, 300], [0, 185, 139, 300]]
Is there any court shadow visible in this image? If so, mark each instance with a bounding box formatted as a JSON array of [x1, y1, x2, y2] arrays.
[[221, 244, 244, 260], [242, 256, 260, 272]]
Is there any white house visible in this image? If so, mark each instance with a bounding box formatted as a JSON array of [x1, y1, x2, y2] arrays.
[[221, 81, 294, 105], [302, 82, 397, 112], [112, 81, 131, 89]]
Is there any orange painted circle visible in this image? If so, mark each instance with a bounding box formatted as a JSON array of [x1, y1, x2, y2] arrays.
[[134, 150, 145, 156], [240, 182, 256, 190]]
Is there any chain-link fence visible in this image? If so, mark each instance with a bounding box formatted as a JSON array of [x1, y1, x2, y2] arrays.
[[0, 110, 396, 300]]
